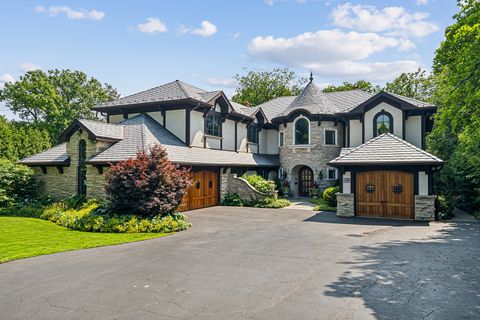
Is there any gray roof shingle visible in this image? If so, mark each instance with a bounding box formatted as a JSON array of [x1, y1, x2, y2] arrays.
[[328, 133, 443, 166], [78, 119, 124, 141], [18, 143, 69, 165]]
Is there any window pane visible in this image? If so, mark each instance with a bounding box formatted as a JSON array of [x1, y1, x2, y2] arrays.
[[328, 169, 336, 179], [376, 114, 390, 135], [295, 118, 309, 145], [247, 125, 258, 143], [325, 130, 335, 145], [279, 132, 284, 146], [206, 115, 221, 136]]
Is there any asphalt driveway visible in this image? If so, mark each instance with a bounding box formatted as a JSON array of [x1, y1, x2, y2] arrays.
[[1, 207, 479, 320]]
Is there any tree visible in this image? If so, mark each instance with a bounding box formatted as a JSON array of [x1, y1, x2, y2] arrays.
[[232, 68, 307, 106], [105, 144, 192, 217], [384, 68, 435, 102], [0, 69, 119, 142], [427, 0, 480, 213], [323, 80, 380, 93], [0, 116, 51, 161], [0, 159, 38, 207]]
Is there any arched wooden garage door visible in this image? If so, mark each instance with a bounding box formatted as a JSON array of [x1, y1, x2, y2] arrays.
[[356, 170, 414, 219], [178, 170, 219, 211]]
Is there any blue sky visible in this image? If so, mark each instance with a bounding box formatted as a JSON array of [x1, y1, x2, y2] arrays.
[[0, 0, 458, 119]]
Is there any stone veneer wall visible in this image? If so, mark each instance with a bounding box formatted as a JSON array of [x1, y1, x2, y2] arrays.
[[336, 193, 354, 217], [220, 169, 277, 202], [414, 195, 436, 221], [279, 120, 343, 193], [34, 130, 110, 200]]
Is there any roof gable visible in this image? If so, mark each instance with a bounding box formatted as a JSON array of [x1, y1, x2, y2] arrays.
[[59, 119, 124, 142], [346, 91, 434, 114]]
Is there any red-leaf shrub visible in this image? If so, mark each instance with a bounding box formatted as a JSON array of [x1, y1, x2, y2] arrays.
[[105, 144, 192, 216]]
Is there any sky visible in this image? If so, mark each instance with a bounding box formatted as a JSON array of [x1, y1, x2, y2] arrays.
[[0, 0, 458, 119]]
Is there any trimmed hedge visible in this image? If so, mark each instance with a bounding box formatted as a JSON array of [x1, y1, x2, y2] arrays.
[[220, 193, 291, 208], [322, 186, 340, 207]]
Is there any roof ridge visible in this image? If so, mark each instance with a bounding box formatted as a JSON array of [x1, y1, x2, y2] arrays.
[[175, 80, 190, 98]]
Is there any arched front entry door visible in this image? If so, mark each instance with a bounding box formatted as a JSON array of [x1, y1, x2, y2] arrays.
[[298, 166, 314, 197]]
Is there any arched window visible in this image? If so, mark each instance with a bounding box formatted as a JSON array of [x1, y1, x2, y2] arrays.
[[294, 117, 310, 145], [77, 139, 87, 197], [373, 111, 393, 136]]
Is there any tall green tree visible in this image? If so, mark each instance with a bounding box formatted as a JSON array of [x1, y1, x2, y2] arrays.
[[0, 69, 119, 142], [323, 80, 380, 93], [384, 68, 435, 102], [232, 68, 306, 106], [427, 0, 480, 212]]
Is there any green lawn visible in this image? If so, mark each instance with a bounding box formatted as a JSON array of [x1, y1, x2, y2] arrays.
[[0, 217, 166, 263]]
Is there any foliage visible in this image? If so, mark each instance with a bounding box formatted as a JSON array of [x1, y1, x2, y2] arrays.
[[0, 116, 52, 161], [241, 173, 275, 194], [0, 217, 165, 263], [0, 203, 46, 218], [232, 68, 307, 106], [427, 0, 480, 212], [221, 193, 244, 206], [323, 80, 380, 93], [105, 144, 192, 217], [0, 159, 38, 207], [322, 186, 340, 207], [252, 197, 291, 208], [310, 198, 337, 212], [40, 200, 191, 233], [384, 68, 435, 102], [436, 195, 454, 220], [0, 69, 119, 142]]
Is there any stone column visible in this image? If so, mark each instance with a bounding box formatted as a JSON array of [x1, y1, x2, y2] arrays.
[[336, 193, 354, 217], [415, 195, 436, 221], [220, 168, 231, 198]]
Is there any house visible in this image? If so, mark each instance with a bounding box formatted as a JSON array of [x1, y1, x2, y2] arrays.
[[19, 75, 443, 220]]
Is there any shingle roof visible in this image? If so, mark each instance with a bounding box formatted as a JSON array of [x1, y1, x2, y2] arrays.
[[328, 133, 443, 166], [325, 90, 374, 112], [255, 96, 296, 121], [229, 100, 246, 112], [78, 119, 124, 141], [97, 80, 219, 108], [18, 143, 69, 165], [87, 114, 278, 167], [387, 92, 434, 108]]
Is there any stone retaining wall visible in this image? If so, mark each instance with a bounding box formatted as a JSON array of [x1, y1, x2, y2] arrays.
[[220, 169, 277, 202], [415, 195, 436, 221], [336, 193, 355, 217]]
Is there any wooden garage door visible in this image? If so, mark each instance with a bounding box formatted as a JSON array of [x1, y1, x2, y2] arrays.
[[356, 170, 414, 219], [178, 170, 219, 211]]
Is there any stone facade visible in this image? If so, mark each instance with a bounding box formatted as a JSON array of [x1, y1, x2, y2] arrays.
[[336, 193, 355, 217], [220, 169, 277, 202], [414, 195, 436, 221], [279, 119, 343, 196]]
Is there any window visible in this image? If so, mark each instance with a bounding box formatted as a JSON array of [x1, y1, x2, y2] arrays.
[[279, 132, 284, 146], [205, 114, 221, 137], [77, 139, 87, 197], [247, 125, 259, 144], [327, 168, 337, 180], [374, 111, 393, 136], [295, 118, 309, 145], [325, 130, 336, 145]]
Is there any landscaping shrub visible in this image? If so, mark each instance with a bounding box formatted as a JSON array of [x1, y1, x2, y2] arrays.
[[0, 159, 38, 207], [322, 186, 340, 207], [436, 194, 454, 220], [105, 144, 192, 217], [40, 199, 191, 233], [252, 197, 291, 208], [221, 193, 244, 206], [0, 202, 45, 218], [310, 198, 337, 212], [241, 173, 275, 194]]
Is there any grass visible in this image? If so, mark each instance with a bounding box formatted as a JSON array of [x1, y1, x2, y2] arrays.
[[310, 198, 337, 212], [0, 217, 166, 263]]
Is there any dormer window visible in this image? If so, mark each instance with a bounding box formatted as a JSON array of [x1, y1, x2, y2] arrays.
[[294, 117, 310, 145], [205, 114, 221, 137], [247, 125, 259, 144], [374, 111, 393, 136]]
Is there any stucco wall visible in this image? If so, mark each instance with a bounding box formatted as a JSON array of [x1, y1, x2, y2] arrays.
[[165, 109, 186, 142], [266, 129, 279, 154], [364, 102, 403, 141], [222, 119, 236, 151], [405, 115, 422, 148], [418, 171, 429, 196], [190, 111, 204, 147], [109, 113, 140, 124], [237, 122, 248, 152], [342, 171, 352, 194], [349, 119, 363, 147]]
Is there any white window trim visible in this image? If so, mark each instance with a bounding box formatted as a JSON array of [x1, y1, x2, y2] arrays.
[[293, 115, 311, 145], [323, 128, 337, 146], [326, 168, 338, 180]]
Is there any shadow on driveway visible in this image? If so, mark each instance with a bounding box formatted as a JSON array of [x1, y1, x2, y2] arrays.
[[304, 211, 430, 227], [323, 221, 480, 319]]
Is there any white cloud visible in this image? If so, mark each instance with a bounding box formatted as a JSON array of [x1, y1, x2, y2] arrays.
[[331, 3, 438, 38], [20, 62, 41, 72], [35, 5, 105, 21], [205, 77, 238, 88], [136, 17, 167, 34], [0, 73, 15, 89], [192, 20, 217, 37], [416, 0, 429, 5], [176, 24, 190, 35]]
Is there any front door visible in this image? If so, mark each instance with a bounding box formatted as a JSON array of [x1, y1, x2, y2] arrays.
[[179, 170, 219, 211], [298, 166, 314, 197], [356, 170, 414, 219]]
